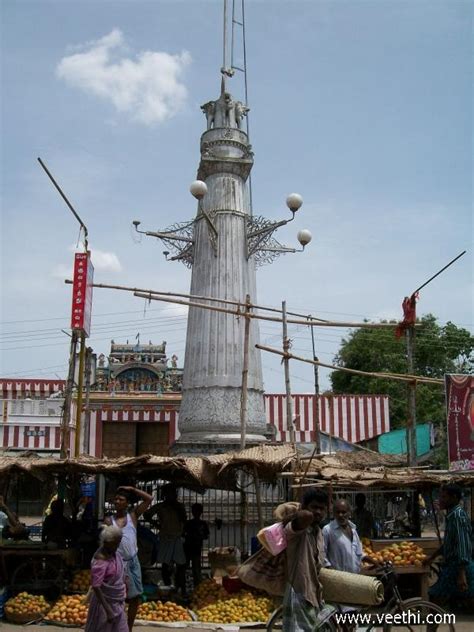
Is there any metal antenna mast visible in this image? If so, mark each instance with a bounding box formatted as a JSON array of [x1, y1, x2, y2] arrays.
[[222, 0, 253, 214]]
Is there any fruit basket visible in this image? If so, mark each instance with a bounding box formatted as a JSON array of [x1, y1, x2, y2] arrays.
[[44, 594, 88, 627], [67, 569, 91, 594], [136, 600, 196, 624], [5, 593, 50, 624], [6, 610, 48, 624]]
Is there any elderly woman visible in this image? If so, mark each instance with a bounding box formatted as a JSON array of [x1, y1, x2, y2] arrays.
[[85, 525, 128, 632]]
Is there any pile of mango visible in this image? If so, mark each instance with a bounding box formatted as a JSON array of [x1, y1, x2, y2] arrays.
[[69, 569, 91, 592], [196, 591, 273, 624], [5, 593, 49, 621], [137, 600, 193, 622], [44, 595, 88, 626]]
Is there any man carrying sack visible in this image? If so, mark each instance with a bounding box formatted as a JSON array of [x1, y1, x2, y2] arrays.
[[239, 489, 329, 632]]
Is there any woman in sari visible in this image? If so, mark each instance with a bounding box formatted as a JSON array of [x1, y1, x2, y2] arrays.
[[85, 525, 128, 632]]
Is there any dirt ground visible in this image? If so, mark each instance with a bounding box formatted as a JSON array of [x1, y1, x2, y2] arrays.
[[2, 617, 474, 631]]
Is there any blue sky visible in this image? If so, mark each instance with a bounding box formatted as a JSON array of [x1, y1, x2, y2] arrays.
[[1, 0, 472, 394]]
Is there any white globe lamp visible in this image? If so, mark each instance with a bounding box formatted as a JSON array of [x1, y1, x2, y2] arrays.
[[286, 193, 303, 212], [190, 180, 208, 200], [297, 229, 312, 248]]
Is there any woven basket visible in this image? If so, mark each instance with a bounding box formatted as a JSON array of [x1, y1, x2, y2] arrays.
[[320, 568, 384, 606], [5, 608, 48, 624]]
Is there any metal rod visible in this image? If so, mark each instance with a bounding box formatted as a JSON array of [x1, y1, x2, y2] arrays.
[[223, 0, 228, 71], [241, 0, 253, 214], [255, 343, 444, 385], [61, 330, 78, 458], [37, 157, 88, 250], [231, 0, 235, 70], [239, 294, 252, 450], [282, 301, 296, 445], [74, 331, 86, 456], [413, 251, 466, 295]]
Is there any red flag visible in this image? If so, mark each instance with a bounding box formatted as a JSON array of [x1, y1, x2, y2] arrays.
[[395, 292, 418, 338]]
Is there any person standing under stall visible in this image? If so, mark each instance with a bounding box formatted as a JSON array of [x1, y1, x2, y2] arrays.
[[105, 485, 152, 632], [352, 493, 375, 539], [42, 499, 72, 549], [184, 503, 209, 588], [323, 499, 378, 573], [85, 525, 128, 632], [0, 496, 20, 533], [428, 484, 474, 609], [147, 484, 187, 597], [282, 489, 329, 632]]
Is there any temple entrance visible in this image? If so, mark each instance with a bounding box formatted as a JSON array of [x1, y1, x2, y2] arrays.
[[102, 422, 169, 458]]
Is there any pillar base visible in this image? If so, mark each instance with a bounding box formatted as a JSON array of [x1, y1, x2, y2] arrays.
[[170, 433, 267, 456]]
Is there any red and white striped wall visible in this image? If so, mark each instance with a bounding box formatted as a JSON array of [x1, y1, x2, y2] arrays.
[[1, 380, 65, 399], [1, 424, 62, 451], [265, 394, 390, 443], [0, 379, 390, 454]]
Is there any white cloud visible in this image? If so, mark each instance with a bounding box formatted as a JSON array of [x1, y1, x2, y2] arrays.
[[56, 29, 191, 125], [51, 263, 72, 280], [90, 249, 122, 273], [51, 246, 122, 279]]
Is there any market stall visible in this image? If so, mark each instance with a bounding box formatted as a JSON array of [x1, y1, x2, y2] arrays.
[[0, 446, 296, 626], [281, 450, 474, 602]]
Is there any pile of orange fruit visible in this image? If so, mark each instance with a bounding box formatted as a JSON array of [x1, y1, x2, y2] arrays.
[[196, 591, 273, 624], [367, 541, 427, 567], [137, 600, 192, 622], [69, 569, 91, 592], [44, 595, 88, 626], [5, 593, 49, 620], [191, 578, 229, 610]]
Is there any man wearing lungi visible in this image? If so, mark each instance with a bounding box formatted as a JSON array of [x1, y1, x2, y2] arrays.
[[106, 485, 152, 632]]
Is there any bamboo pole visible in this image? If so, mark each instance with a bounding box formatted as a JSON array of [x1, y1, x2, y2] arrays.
[[65, 279, 404, 329], [255, 344, 444, 385], [61, 331, 78, 459], [239, 295, 251, 451], [429, 489, 442, 545], [253, 465, 264, 530], [74, 331, 86, 457], [282, 301, 296, 445]]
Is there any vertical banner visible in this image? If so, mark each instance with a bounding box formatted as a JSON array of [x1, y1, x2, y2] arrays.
[[445, 374, 474, 471], [70, 252, 94, 337]]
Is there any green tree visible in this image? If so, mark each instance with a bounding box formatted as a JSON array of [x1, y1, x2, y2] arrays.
[[330, 314, 473, 429]]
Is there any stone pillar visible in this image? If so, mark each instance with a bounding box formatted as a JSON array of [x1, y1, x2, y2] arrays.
[[174, 124, 267, 451]]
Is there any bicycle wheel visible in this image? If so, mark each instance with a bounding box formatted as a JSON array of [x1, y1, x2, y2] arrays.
[[266, 606, 283, 632], [10, 558, 63, 600], [266, 604, 338, 632], [383, 598, 455, 632]]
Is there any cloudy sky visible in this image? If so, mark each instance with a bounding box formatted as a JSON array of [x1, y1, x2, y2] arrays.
[[1, 0, 472, 394]]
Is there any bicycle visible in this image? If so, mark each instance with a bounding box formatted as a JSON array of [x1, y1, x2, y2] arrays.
[[266, 562, 455, 632]]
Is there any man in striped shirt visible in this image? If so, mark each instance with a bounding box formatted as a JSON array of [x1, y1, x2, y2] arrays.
[[428, 484, 473, 608]]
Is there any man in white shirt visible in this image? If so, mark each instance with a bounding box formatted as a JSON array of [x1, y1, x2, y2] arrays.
[[323, 499, 377, 573], [0, 496, 19, 531]]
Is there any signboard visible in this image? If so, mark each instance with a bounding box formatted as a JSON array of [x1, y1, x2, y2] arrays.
[[24, 429, 46, 437], [70, 252, 94, 336], [446, 374, 474, 471]]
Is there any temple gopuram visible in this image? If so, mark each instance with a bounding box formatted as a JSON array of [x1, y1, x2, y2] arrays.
[[94, 340, 183, 394]]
